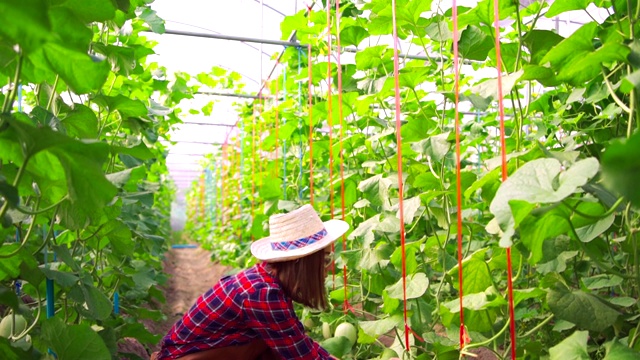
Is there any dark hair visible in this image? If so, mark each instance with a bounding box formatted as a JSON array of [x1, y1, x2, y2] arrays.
[[267, 249, 328, 310]]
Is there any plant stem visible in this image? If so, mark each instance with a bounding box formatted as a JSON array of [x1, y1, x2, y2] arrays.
[[0, 155, 31, 226], [1, 52, 23, 114], [0, 198, 40, 258], [46, 75, 60, 113], [17, 195, 68, 215], [628, 83, 635, 138], [32, 207, 60, 256], [602, 68, 632, 113], [464, 317, 510, 349], [520, 314, 554, 338], [561, 197, 624, 220]]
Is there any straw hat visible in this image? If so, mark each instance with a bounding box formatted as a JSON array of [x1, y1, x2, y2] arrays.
[[250, 204, 349, 262]]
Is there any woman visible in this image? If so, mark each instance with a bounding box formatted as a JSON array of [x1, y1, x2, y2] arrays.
[[152, 204, 349, 360]]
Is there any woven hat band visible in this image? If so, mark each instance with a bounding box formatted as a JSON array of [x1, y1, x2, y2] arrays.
[[270, 228, 328, 251]]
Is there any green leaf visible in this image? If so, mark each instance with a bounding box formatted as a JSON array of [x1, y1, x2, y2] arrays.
[[489, 158, 599, 247], [358, 175, 393, 210], [359, 314, 404, 339], [376, 215, 400, 233], [0, 285, 20, 311], [0, 337, 37, 360], [94, 94, 148, 118], [96, 219, 134, 257], [537, 251, 579, 274], [390, 244, 419, 275], [546, 0, 591, 18], [0, 0, 52, 53], [581, 274, 623, 290], [348, 214, 381, 245], [573, 213, 614, 242], [0, 245, 38, 282], [62, 104, 98, 138], [59, 0, 117, 23], [106, 166, 146, 190], [547, 284, 620, 332], [43, 43, 110, 94], [355, 45, 392, 71], [401, 115, 436, 142], [459, 26, 493, 61], [469, 70, 524, 103], [340, 26, 369, 47], [450, 255, 492, 294], [399, 67, 432, 89], [40, 268, 79, 288], [400, 196, 422, 224], [41, 317, 111, 360], [425, 21, 452, 42], [541, 22, 597, 67], [601, 131, 640, 207], [523, 30, 565, 65], [548, 330, 589, 360], [49, 7, 93, 52], [320, 336, 353, 358], [557, 43, 630, 85], [620, 69, 640, 94], [385, 272, 429, 299], [603, 340, 640, 360], [259, 177, 283, 200], [113, 142, 155, 161], [413, 172, 440, 190], [79, 284, 113, 321], [410, 133, 450, 161], [0, 177, 19, 207], [140, 7, 165, 34], [608, 297, 636, 307]]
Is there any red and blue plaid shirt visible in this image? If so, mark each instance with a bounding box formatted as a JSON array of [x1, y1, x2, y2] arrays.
[[157, 262, 332, 359]]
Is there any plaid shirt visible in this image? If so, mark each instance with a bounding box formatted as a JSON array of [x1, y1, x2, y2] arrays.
[[157, 262, 331, 359]]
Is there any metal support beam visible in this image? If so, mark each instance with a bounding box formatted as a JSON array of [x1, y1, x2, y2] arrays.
[[196, 91, 268, 99], [179, 121, 238, 126], [164, 29, 299, 47], [160, 29, 437, 63]]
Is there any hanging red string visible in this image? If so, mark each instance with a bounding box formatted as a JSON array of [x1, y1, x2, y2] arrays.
[[274, 70, 280, 179], [335, 0, 352, 314], [307, 5, 315, 206], [452, 0, 467, 350], [235, 135, 242, 222], [220, 144, 228, 224], [390, 0, 412, 351], [251, 111, 256, 240], [493, 0, 517, 357], [326, 0, 336, 287], [258, 90, 266, 212]]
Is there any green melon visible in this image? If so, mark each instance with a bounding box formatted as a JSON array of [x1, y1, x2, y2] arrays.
[[0, 314, 27, 338]]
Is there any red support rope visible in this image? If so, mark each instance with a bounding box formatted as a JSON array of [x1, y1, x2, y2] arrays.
[[275, 74, 280, 179], [335, 0, 352, 314], [326, 0, 336, 288], [221, 144, 228, 224], [258, 91, 265, 212], [452, 0, 467, 350], [493, 0, 517, 357], [251, 111, 256, 240], [390, 0, 411, 351], [307, 5, 315, 206]]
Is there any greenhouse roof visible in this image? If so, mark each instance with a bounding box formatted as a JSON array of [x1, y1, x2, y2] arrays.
[[143, 0, 609, 222]]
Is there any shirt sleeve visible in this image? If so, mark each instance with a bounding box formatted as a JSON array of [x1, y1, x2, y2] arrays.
[[243, 285, 332, 360]]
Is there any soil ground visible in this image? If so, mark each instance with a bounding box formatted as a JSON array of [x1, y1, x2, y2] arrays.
[[117, 245, 230, 359]]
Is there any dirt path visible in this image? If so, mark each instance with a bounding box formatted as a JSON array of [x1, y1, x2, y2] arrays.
[[119, 245, 230, 359]]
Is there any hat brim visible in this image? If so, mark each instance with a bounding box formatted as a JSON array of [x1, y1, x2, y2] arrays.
[[250, 219, 349, 262]]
